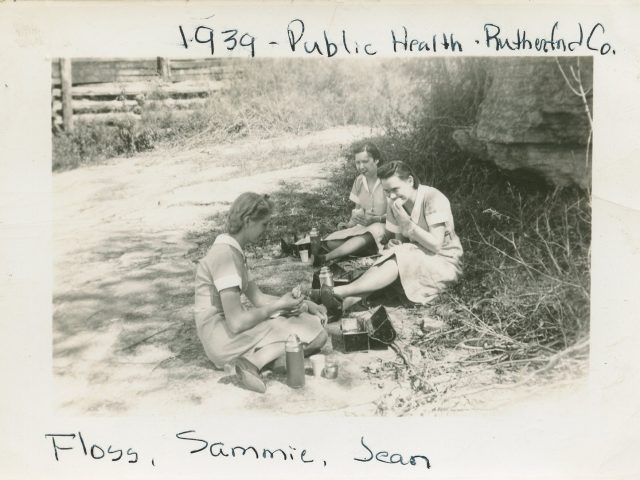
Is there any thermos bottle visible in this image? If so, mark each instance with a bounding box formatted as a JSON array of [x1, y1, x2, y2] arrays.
[[285, 334, 305, 388], [309, 227, 320, 256], [318, 266, 334, 287]]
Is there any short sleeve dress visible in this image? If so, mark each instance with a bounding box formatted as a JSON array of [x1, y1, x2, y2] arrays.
[[376, 184, 463, 304], [323, 175, 388, 252], [194, 234, 324, 368]]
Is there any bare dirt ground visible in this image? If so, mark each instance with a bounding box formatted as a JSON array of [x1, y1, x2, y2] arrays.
[[53, 125, 586, 416]]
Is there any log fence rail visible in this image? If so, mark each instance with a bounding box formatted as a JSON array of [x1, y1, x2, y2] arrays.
[[51, 57, 240, 131]]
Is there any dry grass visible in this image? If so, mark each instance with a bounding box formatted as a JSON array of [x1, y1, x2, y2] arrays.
[[52, 59, 411, 171], [185, 153, 590, 414], [357, 59, 590, 414], [56, 57, 591, 414]]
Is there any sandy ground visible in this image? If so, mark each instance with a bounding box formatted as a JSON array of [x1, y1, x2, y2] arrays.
[[53, 125, 587, 416], [52, 125, 408, 416]]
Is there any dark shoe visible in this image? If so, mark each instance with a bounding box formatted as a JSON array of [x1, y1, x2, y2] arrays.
[[308, 288, 322, 304], [280, 239, 293, 256], [320, 285, 343, 316], [280, 233, 298, 256], [232, 357, 266, 394], [312, 253, 326, 267]]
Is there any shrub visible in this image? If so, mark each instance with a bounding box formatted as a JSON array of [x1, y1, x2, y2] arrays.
[[371, 58, 590, 355], [52, 59, 414, 171]]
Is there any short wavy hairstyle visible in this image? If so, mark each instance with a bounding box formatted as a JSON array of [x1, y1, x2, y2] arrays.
[[227, 192, 274, 234], [377, 161, 420, 189], [351, 141, 383, 164]]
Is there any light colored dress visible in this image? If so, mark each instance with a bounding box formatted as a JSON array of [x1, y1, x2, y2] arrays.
[[323, 175, 388, 252], [376, 184, 463, 304], [194, 234, 324, 368]]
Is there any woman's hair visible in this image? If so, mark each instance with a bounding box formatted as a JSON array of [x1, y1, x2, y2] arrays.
[[227, 192, 274, 234], [352, 141, 383, 164], [377, 161, 420, 189]]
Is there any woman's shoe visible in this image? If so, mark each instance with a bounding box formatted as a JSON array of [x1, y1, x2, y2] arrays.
[[232, 357, 266, 394], [308, 288, 322, 304], [280, 233, 298, 257], [312, 253, 326, 267], [320, 285, 343, 316]]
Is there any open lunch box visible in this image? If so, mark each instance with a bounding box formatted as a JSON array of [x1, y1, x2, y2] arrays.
[[330, 306, 397, 353], [309, 261, 396, 352]]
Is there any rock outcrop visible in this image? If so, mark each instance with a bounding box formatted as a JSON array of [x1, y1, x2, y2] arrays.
[[454, 57, 592, 188]]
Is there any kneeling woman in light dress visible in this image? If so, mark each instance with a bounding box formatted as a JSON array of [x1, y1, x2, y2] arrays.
[[316, 143, 388, 266], [194, 193, 328, 393], [317, 161, 463, 311]]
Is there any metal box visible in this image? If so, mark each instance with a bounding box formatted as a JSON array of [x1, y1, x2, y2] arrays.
[[330, 307, 396, 353]]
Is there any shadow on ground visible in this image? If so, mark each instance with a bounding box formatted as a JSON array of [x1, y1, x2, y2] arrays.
[[52, 126, 404, 415]]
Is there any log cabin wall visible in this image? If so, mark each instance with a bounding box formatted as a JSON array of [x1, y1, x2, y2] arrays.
[[51, 58, 241, 131]]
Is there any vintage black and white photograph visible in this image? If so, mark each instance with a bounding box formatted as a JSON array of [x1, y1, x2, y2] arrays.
[[51, 56, 592, 415]]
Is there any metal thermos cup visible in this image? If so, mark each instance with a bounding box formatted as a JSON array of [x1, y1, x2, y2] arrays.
[[323, 358, 339, 379], [285, 334, 305, 388]]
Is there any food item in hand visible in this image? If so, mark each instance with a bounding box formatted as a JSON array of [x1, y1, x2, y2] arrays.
[[291, 285, 303, 299]]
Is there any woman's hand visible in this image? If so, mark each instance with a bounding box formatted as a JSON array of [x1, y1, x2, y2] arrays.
[[305, 300, 328, 325], [391, 200, 415, 236], [351, 209, 368, 226], [362, 211, 379, 226], [276, 292, 304, 313], [353, 210, 379, 226]]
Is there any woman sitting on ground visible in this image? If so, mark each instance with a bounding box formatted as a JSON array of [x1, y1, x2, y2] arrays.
[[315, 161, 463, 311], [314, 142, 388, 266], [194, 192, 328, 393]]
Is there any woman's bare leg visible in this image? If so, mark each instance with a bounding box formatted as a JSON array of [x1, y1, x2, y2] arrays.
[[325, 239, 345, 251], [325, 234, 375, 262], [245, 318, 328, 370], [244, 343, 285, 370], [333, 258, 400, 299]]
